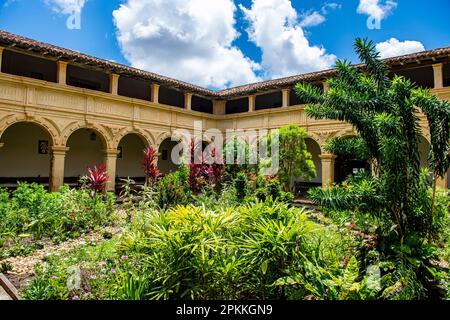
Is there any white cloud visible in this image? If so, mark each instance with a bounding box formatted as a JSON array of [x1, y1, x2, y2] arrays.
[[357, 0, 397, 22], [299, 2, 341, 28], [376, 38, 425, 59], [240, 0, 337, 79], [299, 12, 326, 28], [112, 0, 261, 89], [322, 2, 341, 13], [44, 0, 86, 14]]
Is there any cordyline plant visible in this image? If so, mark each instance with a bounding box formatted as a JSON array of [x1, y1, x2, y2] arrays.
[[208, 145, 224, 189], [188, 139, 224, 193], [296, 38, 450, 238], [143, 147, 161, 187], [86, 164, 109, 196]]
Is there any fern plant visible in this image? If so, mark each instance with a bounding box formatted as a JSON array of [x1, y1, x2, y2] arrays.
[[296, 38, 450, 238]]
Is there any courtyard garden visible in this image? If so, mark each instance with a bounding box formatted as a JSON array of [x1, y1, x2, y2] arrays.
[[0, 39, 448, 300]]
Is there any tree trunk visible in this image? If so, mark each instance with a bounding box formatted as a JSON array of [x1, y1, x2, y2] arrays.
[[431, 173, 437, 217]]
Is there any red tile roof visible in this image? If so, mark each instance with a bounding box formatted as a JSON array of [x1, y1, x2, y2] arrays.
[[1, 30, 449, 99]]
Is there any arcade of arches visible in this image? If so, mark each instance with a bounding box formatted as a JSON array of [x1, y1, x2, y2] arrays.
[[0, 41, 448, 192], [1, 120, 447, 193]]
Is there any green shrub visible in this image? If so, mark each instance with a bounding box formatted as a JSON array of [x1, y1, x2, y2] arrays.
[[0, 183, 114, 243], [255, 176, 294, 204], [308, 173, 384, 214], [234, 172, 249, 200], [156, 166, 191, 210], [109, 200, 361, 300]]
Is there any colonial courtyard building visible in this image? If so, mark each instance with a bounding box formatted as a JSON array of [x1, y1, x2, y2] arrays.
[[0, 30, 448, 192]]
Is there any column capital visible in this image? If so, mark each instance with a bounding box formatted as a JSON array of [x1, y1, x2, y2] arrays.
[[57, 60, 68, 66], [102, 149, 120, 156], [319, 153, 337, 161], [50, 146, 70, 154]]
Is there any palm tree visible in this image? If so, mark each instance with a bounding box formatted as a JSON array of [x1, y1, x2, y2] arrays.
[[295, 38, 450, 237]]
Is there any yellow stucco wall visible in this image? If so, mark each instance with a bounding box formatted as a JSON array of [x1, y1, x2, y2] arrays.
[[0, 71, 448, 191]]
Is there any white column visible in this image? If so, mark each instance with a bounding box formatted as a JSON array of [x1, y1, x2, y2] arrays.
[[151, 83, 160, 104], [213, 100, 226, 115], [282, 89, 290, 107], [432, 63, 444, 89], [103, 149, 119, 192], [248, 94, 255, 112], [49, 146, 69, 192], [110, 73, 120, 95], [57, 61, 68, 85], [185, 92, 193, 111], [319, 153, 337, 187]]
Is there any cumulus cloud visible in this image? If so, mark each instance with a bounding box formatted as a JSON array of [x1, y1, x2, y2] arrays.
[[44, 0, 86, 14], [299, 11, 326, 28], [112, 0, 261, 89], [240, 0, 337, 79], [357, 0, 397, 22], [375, 38, 425, 59], [299, 2, 341, 28]]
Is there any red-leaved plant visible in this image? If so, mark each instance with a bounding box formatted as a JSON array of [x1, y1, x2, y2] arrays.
[[87, 164, 109, 195], [207, 145, 224, 189], [143, 147, 161, 187], [188, 139, 224, 193]]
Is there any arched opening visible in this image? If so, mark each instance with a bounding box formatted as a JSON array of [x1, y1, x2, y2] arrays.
[[0, 122, 53, 188], [295, 138, 322, 196], [116, 134, 147, 184], [158, 138, 180, 175], [333, 136, 371, 184], [64, 128, 106, 186]]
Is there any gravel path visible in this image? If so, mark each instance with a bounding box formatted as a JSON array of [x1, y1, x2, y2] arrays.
[[2, 226, 123, 292]]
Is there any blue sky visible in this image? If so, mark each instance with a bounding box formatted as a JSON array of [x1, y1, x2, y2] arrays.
[[0, 0, 449, 89]]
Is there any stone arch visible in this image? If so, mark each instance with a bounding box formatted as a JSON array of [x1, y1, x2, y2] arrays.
[[63, 125, 110, 185], [154, 130, 190, 149], [156, 131, 188, 175], [307, 132, 324, 153], [0, 114, 60, 146], [334, 127, 357, 139], [0, 120, 56, 187], [116, 132, 150, 183], [303, 137, 323, 185], [113, 128, 152, 150], [155, 131, 174, 149], [61, 122, 112, 149]]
